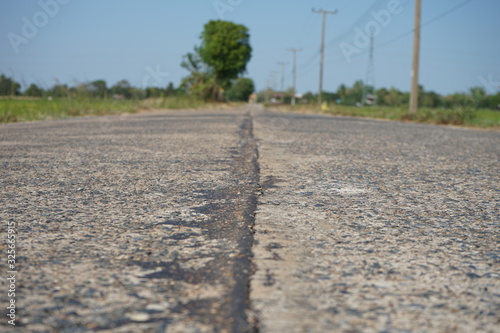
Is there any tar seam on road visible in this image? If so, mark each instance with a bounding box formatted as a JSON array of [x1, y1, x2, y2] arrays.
[[0, 111, 264, 332], [232, 112, 261, 333]]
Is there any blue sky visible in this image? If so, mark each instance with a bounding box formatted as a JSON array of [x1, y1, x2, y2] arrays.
[[1, 0, 499, 95]]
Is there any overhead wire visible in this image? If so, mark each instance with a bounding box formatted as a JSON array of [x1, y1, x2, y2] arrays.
[[297, 0, 385, 73], [376, 0, 477, 50], [325, 0, 391, 48], [297, 0, 408, 78], [326, 0, 478, 65], [282, 0, 481, 92]]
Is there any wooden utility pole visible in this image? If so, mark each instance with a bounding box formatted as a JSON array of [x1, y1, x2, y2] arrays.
[[287, 48, 302, 106], [312, 8, 338, 106], [409, 0, 421, 115]]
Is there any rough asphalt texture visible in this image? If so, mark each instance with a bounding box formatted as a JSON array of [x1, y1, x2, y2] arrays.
[[0, 105, 499, 332], [1, 110, 259, 332], [251, 110, 499, 332]]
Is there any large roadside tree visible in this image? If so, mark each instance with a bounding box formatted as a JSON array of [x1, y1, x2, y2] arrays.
[[181, 20, 252, 101], [199, 20, 252, 89]]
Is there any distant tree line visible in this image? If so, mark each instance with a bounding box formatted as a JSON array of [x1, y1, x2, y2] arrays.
[[258, 79, 500, 110], [4, 71, 498, 110], [0, 74, 182, 100]]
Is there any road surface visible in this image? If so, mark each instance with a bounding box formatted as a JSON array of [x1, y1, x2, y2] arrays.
[[0, 105, 498, 332]]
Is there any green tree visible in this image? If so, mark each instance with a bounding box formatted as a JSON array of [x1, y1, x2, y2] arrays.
[[24, 83, 44, 97], [110, 80, 133, 99], [225, 77, 255, 101], [89, 80, 108, 98], [302, 91, 316, 104], [421, 90, 442, 108], [198, 20, 252, 90], [181, 21, 252, 101], [376, 88, 389, 106], [50, 84, 70, 98], [486, 93, 500, 110], [129, 87, 146, 99], [145, 87, 164, 98], [385, 88, 405, 106], [322, 91, 340, 104], [341, 80, 364, 105], [469, 86, 487, 108], [165, 82, 176, 96], [442, 93, 473, 109], [336, 84, 347, 104], [180, 48, 219, 100], [0, 74, 21, 96]]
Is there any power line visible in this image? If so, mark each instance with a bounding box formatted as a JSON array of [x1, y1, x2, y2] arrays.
[[298, 48, 321, 71], [422, 0, 476, 27], [299, 0, 404, 87], [325, 0, 388, 48], [299, 0, 386, 72], [375, 0, 475, 52], [376, 0, 476, 52], [326, 0, 477, 65], [282, 0, 478, 97]]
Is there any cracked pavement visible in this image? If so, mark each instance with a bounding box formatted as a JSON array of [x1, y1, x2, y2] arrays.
[[0, 105, 499, 332]]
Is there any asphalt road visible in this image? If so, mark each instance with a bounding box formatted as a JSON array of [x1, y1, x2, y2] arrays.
[[251, 109, 499, 332], [0, 105, 499, 332]]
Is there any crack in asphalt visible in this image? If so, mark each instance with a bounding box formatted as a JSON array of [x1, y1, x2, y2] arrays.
[[234, 112, 261, 333]]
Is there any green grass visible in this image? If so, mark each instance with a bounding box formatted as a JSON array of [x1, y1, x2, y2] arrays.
[[467, 109, 500, 128], [141, 96, 245, 112], [269, 104, 500, 129], [0, 98, 139, 123], [159, 96, 211, 109], [0, 96, 235, 123], [3, 97, 498, 128], [326, 105, 406, 121]]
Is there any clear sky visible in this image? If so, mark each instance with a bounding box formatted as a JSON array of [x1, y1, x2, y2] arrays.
[[1, 0, 499, 96]]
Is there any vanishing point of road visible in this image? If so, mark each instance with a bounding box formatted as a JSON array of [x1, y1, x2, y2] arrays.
[[1, 105, 498, 332]]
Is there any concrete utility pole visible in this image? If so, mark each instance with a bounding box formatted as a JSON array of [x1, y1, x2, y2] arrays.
[[362, 32, 376, 106], [409, 0, 421, 115], [287, 48, 302, 106], [277, 61, 288, 92], [265, 77, 271, 104], [312, 8, 338, 106]]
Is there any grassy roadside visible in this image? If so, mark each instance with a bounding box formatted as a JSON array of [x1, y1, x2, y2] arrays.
[[2, 97, 498, 129], [0, 97, 243, 123], [267, 104, 500, 129], [0, 98, 138, 123]]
